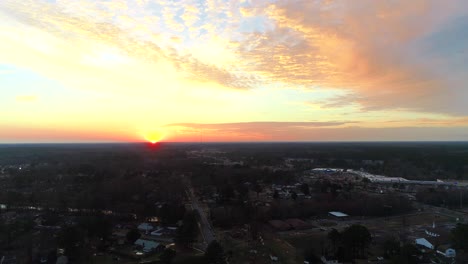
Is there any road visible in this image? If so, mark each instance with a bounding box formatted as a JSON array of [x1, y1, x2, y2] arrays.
[[183, 176, 215, 250], [189, 187, 215, 248]]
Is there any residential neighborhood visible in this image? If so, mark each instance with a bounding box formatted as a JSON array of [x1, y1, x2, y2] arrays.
[[2, 143, 468, 263]]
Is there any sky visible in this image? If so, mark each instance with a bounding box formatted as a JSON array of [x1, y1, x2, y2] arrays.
[[1, 0, 468, 143]]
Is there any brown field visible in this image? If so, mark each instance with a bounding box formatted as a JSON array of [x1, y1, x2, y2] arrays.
[[278, 211, 458, 261]]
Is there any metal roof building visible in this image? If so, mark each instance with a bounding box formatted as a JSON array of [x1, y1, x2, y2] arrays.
[[328, 211, 349, 217]]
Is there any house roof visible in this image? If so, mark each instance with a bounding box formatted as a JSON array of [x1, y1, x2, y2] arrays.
[[137, 223, 154, 231], [150, 228, 164, 236], [329, 211, 348, 217], [415, 238, 434, 249], [134, 239, 160, 252]]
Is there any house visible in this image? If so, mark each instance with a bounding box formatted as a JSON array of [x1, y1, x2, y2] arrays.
[[445, 248, 456, 258], [320, 256, 341, 264], [269, 255, 278, 261], [437, 245, 456, 258], [150, 228, 164, 236], [134, 239, 164, 253], [137, 223, 154, 234], [415, 238, 434, 250], [328, 211, 348, 218], [424, 229, 440, 237]]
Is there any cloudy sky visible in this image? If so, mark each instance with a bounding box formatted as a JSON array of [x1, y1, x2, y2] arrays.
[[1, 0, 468, 142]]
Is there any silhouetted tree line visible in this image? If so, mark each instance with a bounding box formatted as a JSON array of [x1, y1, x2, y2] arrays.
[[327, 225, 372, 261], [381, 237, 420, 264], [266, 193, 412, 220], [175, 210, 199, 248], [416, 187, 468, 208]]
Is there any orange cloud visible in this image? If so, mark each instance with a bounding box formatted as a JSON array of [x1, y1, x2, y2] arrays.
[[164, 121, 354, 141], [373, 117, 468, 128], [238, 0, 463, 113], [161, 121, 468, 142], [161, 117, 468, 142], [2, 0, 468, 144], [0, 0, 250, 91]]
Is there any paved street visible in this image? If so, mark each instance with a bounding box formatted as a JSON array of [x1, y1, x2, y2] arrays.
[[189, 186, 215, 248], [183, 175, 215, 250]]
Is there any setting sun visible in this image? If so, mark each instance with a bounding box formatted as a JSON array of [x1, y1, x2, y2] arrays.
[[144, 130, 165, 144], [2, 0, 468, 143]]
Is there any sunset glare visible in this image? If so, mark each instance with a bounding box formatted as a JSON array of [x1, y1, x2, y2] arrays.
[[1, 0, 468, 142], [145, 131, 165, 144]]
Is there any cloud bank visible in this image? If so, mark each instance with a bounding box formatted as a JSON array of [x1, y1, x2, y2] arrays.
[[1, 0, 468, 142]]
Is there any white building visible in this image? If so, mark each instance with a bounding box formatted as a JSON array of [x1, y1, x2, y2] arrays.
[[329, 211, 349, 218], [415, 238, 434, 250]]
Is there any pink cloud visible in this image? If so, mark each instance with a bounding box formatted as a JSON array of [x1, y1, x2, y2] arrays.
[[163, 120, 468, 142], [239, 0, 468, 113]]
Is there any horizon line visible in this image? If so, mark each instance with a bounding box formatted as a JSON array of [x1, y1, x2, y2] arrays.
[[1, 140, 468, 145]]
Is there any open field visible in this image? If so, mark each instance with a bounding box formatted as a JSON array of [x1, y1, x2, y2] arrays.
[[279, 211, 459, 262]]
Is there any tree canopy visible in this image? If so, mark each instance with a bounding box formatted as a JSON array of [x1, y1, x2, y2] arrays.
[[342, 224, 372, 259], [204, 241, 226, 264], [327, 224, 371, 261], [452, 223, 468, 251], [176, 210, 199, 247], [160, 248, 177, 264], [126, 228, 141, 244]]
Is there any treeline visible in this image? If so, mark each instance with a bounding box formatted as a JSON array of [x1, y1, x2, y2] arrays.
[[218, 142, 468, 180], [210, 193, 413, 227], [0, 170, 188, 222], [327, 225, 371, 261], [269, 193, 412, 219], [416, 187, 468, 208], [190, 164, 297, 188]]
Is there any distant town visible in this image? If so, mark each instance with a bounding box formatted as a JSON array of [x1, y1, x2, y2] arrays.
[[1, 142, 468, 264]]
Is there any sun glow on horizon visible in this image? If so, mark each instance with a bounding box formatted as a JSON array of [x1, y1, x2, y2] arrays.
[[144, 130, 165, 144], [1, 0, 468, 143]]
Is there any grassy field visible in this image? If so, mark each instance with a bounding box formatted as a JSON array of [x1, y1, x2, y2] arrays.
[[279, 211, 457, 262], [365, 212, 454, 230], [283, 231, 327, 262]]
